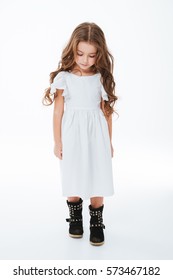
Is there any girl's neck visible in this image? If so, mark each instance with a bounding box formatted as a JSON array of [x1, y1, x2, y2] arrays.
[[71, 66, 97, 76]]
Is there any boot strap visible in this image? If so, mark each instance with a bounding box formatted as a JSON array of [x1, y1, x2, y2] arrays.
[[90, 223, 105, 229], [66, 217, 82, 223]]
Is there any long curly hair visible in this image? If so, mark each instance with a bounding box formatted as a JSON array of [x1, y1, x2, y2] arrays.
[[42, 22, 118, 117]]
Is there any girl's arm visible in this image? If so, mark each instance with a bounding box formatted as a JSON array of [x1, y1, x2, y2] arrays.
[[107, 114, 112, 142], [100, 99, 114, 157], [53, 89, 64, 159]]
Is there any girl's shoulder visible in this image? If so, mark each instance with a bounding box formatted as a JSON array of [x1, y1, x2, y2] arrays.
[[54, 71, 67, 81]]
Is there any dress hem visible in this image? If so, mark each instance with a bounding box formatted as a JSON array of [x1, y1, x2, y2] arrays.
[[61, 192, 114, 200]]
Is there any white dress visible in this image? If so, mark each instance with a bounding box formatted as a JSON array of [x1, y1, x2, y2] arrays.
[[51, 71, 114, 199]]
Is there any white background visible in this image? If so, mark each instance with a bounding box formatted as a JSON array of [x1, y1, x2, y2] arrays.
[[0, 0, 173, 260]]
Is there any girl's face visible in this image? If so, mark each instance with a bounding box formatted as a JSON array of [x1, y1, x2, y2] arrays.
[[75, 41, 97, 73]]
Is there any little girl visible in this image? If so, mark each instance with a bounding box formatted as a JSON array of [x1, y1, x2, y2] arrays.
[[43, 22, 118, 246]]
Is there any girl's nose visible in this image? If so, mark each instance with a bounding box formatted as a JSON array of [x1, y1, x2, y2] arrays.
[[83, 55, 88, 64]]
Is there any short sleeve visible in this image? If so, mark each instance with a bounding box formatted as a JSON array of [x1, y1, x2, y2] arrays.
[[101, 84, 109, 101], [50, 71, 70, 101], [50, 71, 66, 94], [98, 73, 109, 101]]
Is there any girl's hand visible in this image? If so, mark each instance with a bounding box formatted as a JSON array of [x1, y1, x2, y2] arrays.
[[111, 143, 114, 158], [54, 142, 63, 160]]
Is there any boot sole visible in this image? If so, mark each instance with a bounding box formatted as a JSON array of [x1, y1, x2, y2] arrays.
[[69, 233, 83, 238], [90, 241, 104, 246]]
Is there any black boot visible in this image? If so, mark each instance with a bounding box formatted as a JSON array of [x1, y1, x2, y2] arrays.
[[89, 204, 105, 246], [66, 198, 83, 238]]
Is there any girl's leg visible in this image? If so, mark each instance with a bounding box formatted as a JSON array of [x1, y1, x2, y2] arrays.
[[90, 197, 103, 208], [67, 196, 81, 202]]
